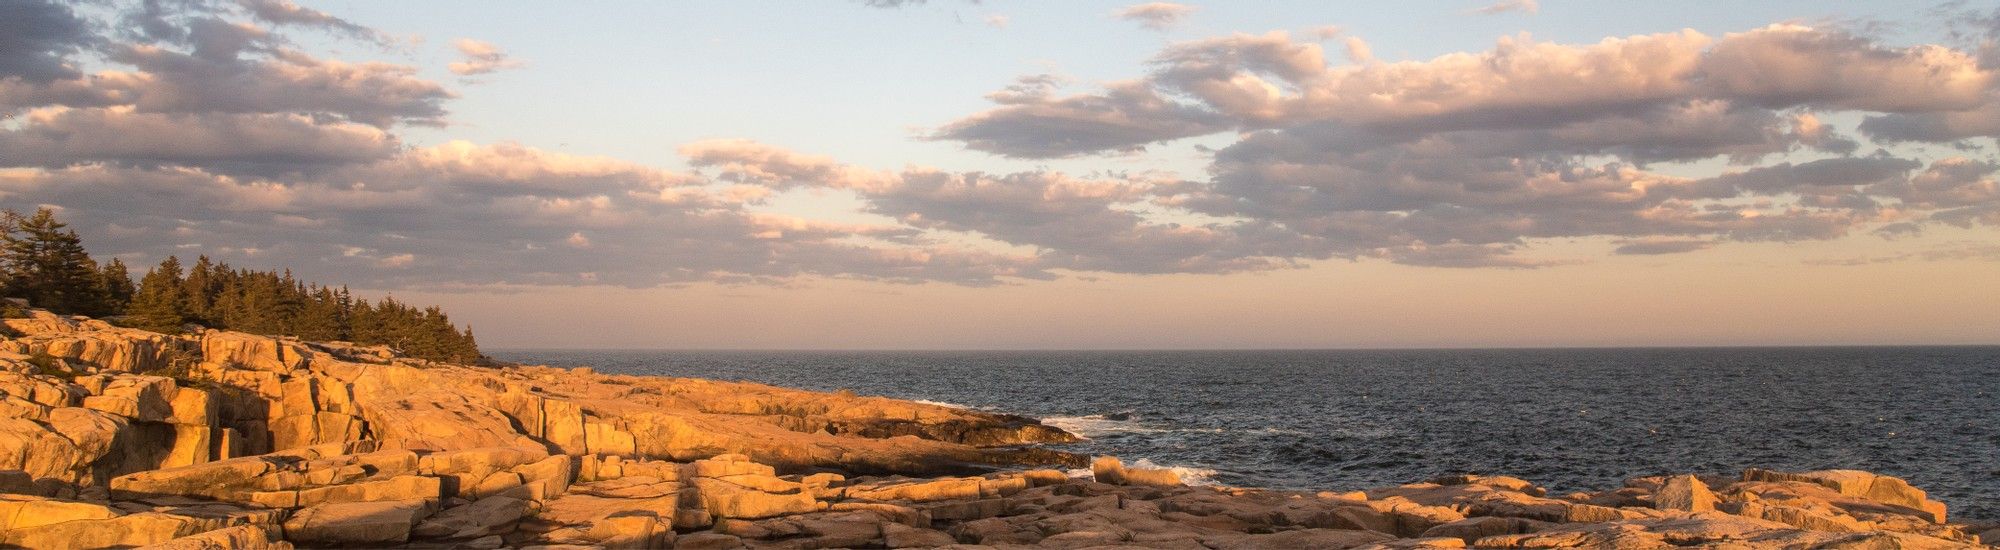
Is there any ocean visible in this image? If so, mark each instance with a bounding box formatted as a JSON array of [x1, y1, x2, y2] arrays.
[[492, 346, 2000, 520]]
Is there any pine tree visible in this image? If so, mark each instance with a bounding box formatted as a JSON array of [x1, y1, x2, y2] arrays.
[[181, 256, 217, 326], [99, 258, 134, 314], [128, 257, 188, 332], [0, 214, 482, 361], [294, 286, 344, 342], [213, 277, 247, 331], [0, 208, 112, 315]]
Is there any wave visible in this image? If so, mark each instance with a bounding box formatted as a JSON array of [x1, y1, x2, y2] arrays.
[[1131, 458, 1222, 487], [911, 399, 969, 409], [1042, 412, 1163, 439], [1044, 412, 1300, 440]]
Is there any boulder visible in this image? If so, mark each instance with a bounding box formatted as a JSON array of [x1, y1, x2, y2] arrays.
[[0, 493, 119, 530], [1366, 497, 1469, 537], [420, 446, 547, 479], [948, 497, 1025, 522], [0, 511, 197, 549], [134, 524, 290, 550], [1806, 531, 1983, 549], [1473, 513, 1804, 549], [1422, 516, 1548, 543], [1726, 500, 1867, 532], [577, 476, 679, 499], [348, 380, 541, 452], [81, 376, 178, 424], [110, 456, 274, 500], [412, 495, 532, 539], [49, 406, 126, 464], [1428, 474, 1544, 497], [845, 476, 983, 502], [201, 332, 308, 373], [586, 514, 675, 549], [690, 454, 773, 478], [880, 522, 955, 548], [0, 416, 89, 482], [673, 532, 744, 549], [1358, 537, 1469, 549], [691, 477, 822, 520], [536, 492, 701, 535], [7, 324, 178, 373], [511, 454, 574, 497], [281, 498, 432, 545], [1655, 474, 1718, 512], [1743, 468, 1947, 522], [1211, 528, 1397, 549], [1090, 455, 1182, 487], [292, 474, 442, 508], [720, 511, 883, 548], [166, 386, 215, 426]]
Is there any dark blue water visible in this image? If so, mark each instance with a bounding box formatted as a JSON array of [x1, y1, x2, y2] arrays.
[[493, 347, 2000, 520]]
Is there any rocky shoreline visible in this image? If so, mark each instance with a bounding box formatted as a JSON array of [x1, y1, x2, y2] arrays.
[[0, 309, 1993, 549]]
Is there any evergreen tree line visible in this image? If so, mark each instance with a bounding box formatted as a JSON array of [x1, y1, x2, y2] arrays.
[[0, 209, 134, 318], [2, 208, 481, 363]]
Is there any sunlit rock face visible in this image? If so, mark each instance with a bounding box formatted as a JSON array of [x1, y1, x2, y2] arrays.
[[0, 309, 1988, 548]]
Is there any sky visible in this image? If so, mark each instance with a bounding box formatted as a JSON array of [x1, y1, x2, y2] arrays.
[[1, 0, 1997, 349]]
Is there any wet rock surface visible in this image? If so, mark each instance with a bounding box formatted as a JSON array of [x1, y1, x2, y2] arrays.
[[0, 309, 1991, 548]]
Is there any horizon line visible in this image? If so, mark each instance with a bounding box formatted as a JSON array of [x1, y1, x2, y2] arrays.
[[485, 343, 2000, 353]]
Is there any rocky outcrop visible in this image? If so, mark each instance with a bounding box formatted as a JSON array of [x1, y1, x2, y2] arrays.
[[11, 445, 1983, 550], [1742, 467, 1951, 523], [0, 309, 1988, 549], [1090, 455, 1184, 487], [0, 310, 183, 374], [1656, 474, 1719, 513]]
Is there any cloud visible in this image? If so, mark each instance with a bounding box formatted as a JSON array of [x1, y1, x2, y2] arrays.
[[236, 0, 394, 45], [0, 0, 1073, 288], [449, 38, 523, 76], [1115, 3, 1196, 31], [0, 140, 1054, 287], [5, 2, 1999, 290], [1612, 239, 1715, 255], [0, 107, 400, 173], [0, 0, 96, 83], [1341, 36, 1375, 64], [105, 45, 451, 127], [938, 26, 1997, 159], [1805, 242, 2000, 265], [1473, 0, 1539, 16], [1700, 25, 1993, 112], [0, 1, 453, 127], [685, 139, 1309, 275], [1858, 100, 2000, 142], [929, 80, 1230, 158], [926, 23, 2000, 268]]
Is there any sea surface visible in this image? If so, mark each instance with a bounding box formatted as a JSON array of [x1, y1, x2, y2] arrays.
[[493, 347, 2000, 519]]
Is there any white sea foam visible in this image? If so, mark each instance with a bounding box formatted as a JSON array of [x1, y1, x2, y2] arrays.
[[1042, 413, 1162, 439], [1131, 458, 1222, 487], [912, 399, 968, 409], [1043, 412, 1242, 439]]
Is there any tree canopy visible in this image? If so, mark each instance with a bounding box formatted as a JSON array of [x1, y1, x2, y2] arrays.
[[0, 208, 481, 363]]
